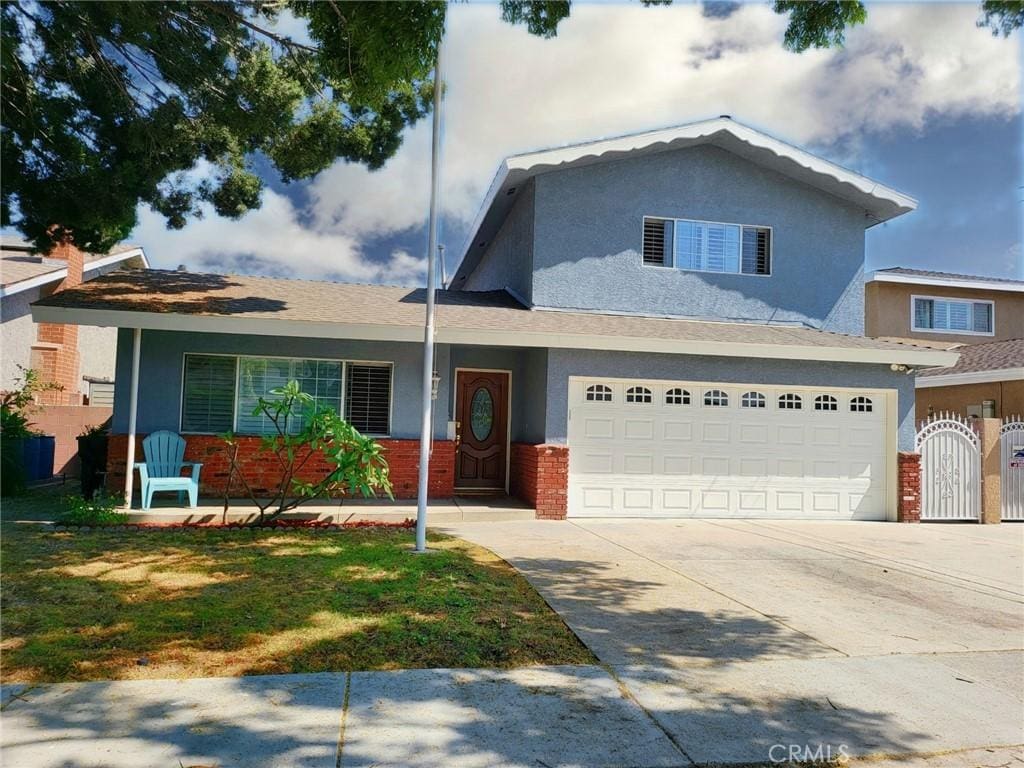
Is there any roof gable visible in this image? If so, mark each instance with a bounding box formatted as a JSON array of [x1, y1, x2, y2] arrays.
[[452, 117, 916, 286]]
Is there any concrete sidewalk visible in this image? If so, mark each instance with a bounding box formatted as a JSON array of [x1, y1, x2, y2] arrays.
[[1, 666, 685, 768], [3, 668, 1022, 768]]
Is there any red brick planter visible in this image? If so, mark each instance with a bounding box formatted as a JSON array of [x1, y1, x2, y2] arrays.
[[106, 434, 455, 501], [510, 442, 569, 520]]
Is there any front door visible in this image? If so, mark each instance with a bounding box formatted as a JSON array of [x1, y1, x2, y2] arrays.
[[455, 370, 509, 491]]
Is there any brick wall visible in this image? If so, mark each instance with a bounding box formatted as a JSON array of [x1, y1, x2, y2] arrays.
[[106, 434, 455, 501], [897, 451, 921, 523], [29, 404, 112, 476], [32, 239, 85, 405], [510, 442, 569, 520]]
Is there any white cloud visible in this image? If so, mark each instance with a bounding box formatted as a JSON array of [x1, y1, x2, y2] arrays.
[[132, 190, 426, 285], [132, 2, 1020, 280]]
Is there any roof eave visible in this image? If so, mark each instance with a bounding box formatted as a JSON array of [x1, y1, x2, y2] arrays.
[[868, 271, 1024, 293], [31, 303, 958, 368]]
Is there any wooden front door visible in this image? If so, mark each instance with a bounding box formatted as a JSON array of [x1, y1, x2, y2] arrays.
[[455, 370, 509, 490]]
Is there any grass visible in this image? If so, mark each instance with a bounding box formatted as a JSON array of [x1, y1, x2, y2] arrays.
[[0, 491, 593, 683]]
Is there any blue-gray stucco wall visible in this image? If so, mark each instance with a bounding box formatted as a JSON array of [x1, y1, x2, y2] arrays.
[[447, 345, 547, 444], [543, 348, 916, 450], [111, 329, 453, 440], [528, 145, 868, 333], [461, 180, 535, 302]]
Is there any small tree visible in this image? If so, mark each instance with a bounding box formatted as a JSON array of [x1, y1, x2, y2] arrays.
[[221, 380, 392, 524], [1, 367, 63, 496]]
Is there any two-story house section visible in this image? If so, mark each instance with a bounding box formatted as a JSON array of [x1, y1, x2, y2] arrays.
[[865, 268, 1024, 420], [33, 117, 956, 521]]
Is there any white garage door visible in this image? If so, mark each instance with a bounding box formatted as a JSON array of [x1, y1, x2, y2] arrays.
[[568, 377, 890, 520]]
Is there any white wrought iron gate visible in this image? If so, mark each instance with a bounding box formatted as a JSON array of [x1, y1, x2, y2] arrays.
[[1001, 417, 1024, 521], [915, 415, 981, 522]]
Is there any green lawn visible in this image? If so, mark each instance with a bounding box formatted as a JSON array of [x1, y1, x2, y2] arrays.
[[1, 498, 592, 682]]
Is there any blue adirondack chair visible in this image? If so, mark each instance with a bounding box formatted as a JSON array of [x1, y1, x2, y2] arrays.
[[136, 431, 202, 510]]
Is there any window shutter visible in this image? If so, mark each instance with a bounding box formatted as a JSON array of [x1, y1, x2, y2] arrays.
[[642, 218, 672, 266], [181, 355, 236, 433], [972, 303, 992, 333], [741, 227, 771, 275], [345, 364, 392, 435]]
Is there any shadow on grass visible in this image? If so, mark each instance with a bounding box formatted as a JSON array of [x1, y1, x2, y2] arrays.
[[0, 526, 592, 682]]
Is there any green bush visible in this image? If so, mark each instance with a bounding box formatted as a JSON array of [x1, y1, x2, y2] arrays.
[[58, 491, 127, 527]]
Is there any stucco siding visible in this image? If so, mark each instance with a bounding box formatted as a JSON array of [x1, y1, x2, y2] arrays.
[[543, 348, 916, 450], [111, 329, 452, 440], [461, 181, 535, 303], [916, 380, 1024, 421], [529, 145, 867, 332], [78, 325, 118, 382], [1, 289, 37, 390], [866, 281, 1023, 342]]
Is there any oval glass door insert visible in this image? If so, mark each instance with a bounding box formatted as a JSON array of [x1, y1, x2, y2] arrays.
[[470, 387, 494, 441]]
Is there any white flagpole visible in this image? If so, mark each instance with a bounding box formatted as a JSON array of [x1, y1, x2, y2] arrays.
[[414, 32, 445, 554]]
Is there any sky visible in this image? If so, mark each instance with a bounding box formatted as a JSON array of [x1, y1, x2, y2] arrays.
[[126, 2, 1023, 283]]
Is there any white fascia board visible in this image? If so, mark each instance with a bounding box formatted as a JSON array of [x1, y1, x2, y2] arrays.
[[32, 304, 958, 367], [916, 367, 1024, 388], [869, 271, 1024, 293], [83, 247, 150, 273], [1, 247, 150, 298], [507, 118, 917, 211], [0, 270, 64, 298]]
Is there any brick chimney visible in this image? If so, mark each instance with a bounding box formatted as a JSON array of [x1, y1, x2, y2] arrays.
[[31, 237, 85, 405]]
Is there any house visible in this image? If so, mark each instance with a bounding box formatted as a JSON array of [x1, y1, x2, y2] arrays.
[[865, 268, 1023, 420], [31, 117, 956, 520], [2, 237, 149, 475], [1, 237, 149, 400]]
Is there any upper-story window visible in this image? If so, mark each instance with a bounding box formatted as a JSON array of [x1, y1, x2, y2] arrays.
[[642, 217, 771, 276], [912, 296, 993, 335]]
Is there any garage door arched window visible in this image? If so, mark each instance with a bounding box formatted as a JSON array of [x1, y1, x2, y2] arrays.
[[665, 387, 691, 405], [626, 386, 653, 404], [585, 384, 613, 403], [741, 391, 766, 409], [814, 394, 838, 412], [778, 393, 802, 410], [703, 389, 729, 407], [850, 396, 873, 413]]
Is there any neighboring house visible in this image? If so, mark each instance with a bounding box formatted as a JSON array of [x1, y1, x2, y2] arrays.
[[866, 268, 1024, 344], [916, 339, 1023, 421], [864, 268, 1023, 420], [1, 237, 149, 400], [32, 117, 955, 520]]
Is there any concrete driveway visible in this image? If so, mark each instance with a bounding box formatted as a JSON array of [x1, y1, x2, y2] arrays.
[[443, 519, 1024, 763]]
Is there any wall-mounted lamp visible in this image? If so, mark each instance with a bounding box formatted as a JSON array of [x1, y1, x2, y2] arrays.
[[431, 371, 441, 401], [982, 399, 996, 418]]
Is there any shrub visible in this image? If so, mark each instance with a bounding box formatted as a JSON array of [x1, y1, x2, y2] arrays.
[[58, 491, 127, 527]]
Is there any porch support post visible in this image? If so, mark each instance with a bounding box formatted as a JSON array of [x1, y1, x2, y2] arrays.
[[123, 327, 142, 509], [414, 32, 445, 553]]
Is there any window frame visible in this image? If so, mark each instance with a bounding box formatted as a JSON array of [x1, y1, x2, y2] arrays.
[[625, 385, 653, 404], [910, 294, 995, 337], [665, 387, 691, 406], [703, 389, 730, 407], [741, 391, 767, 409], [585, 384, 613, 403], [641, 215, 773, 277], [179, 352, 394, 437], [814, 394, 838, 412], [778, 393, 803, 410]]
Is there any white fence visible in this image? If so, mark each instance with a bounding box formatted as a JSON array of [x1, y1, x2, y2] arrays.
[[1001, 417, 1024, 521], [915, 414, 981, 522]]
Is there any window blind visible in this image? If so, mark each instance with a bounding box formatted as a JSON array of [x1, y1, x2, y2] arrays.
[[181, 355, 237, 433], [345, 364, 392, 435]]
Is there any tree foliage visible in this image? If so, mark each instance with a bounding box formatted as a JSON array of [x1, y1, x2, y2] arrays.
[[2, 1, 1019, 254], [773, 1, 867, 51], [221, 380, 392, 523]]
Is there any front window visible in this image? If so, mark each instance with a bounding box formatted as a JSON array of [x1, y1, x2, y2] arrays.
[[181, 354, 392, 436], [912, 296, 993, 335], [643, 216, 771, 275]]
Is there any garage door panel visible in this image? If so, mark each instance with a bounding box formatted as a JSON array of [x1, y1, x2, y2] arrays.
[[568, 379, 889, 520]]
